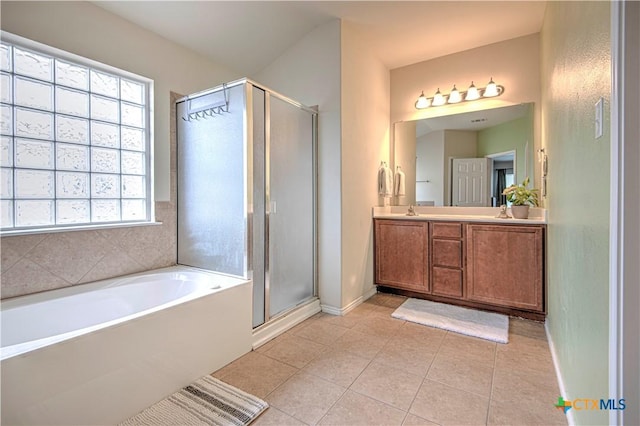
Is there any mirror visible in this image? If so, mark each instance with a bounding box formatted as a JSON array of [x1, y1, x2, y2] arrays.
[[393, 103, 534, 207]]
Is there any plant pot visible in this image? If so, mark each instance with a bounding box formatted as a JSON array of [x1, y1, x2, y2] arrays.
[[511, 205, 530, 219]]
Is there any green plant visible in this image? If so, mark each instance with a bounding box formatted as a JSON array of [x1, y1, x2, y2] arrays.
[[502, 177, 539, 206]]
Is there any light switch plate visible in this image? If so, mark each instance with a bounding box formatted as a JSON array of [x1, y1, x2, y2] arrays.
[[595, 97, 604, 139]]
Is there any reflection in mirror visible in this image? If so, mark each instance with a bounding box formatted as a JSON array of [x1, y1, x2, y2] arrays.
[[393, 103, 534, 207]]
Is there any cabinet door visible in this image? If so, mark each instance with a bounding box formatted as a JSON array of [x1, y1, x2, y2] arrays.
[[374, 220, 429, 293], [432, 267, 463, 297], [466, 224, 544, 312]]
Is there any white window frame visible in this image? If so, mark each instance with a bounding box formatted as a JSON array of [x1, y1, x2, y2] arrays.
[[0, 31, 155, 236]]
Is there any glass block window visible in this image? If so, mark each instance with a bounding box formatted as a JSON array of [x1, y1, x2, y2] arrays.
[[0, 33, 153, 233]]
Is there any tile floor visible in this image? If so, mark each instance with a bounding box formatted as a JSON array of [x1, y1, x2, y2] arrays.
[[213, 293, 568, 425]]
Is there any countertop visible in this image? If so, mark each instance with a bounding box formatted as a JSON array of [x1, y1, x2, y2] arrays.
[[372, 206, 547, 225]]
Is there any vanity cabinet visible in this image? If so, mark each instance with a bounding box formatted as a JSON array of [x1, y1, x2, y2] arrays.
[[430, 222, 463, 298], [374, 218, 546, 319], [374, 219, 429, 293], [465, 224, 544, 312]]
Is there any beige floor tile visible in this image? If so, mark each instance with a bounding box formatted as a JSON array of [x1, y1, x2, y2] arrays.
[[292, 320, 350, 346], [262, 335, 327, 368], [402, 413, 440, 426], [319, 390, 406, 426], [509, 317, 547, 340], [491, 366, 560, 404], [367, 293, 407, 309], [318, 309, 370, 329], [303, 348, 371, 387], [410, 379, 489, 425], [213, 351, 298, 398], [487, 397, 567, 425], [427, 352, 494, 396], [437, 332, 497, 365], [396, 321, 448, 344], [350, 360, 424, 411], [350, 302, 382, 315], [267, 372, 346, 425], [352, 315, 405, 339], [332, 328, 390, 359], [374, 335, 437, 377], [254, 406, 308, 426], [494, 344, 556, 377]]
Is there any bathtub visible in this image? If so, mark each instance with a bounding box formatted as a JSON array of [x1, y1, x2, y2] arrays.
[[0, 266, 253, 425]]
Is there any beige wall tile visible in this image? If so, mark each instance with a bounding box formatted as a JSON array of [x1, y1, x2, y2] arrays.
[[1, 258, 71, 298]]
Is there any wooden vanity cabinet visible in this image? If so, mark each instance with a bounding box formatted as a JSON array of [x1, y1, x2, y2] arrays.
[[374, 218, 546, 318], [374, 219, 429, 293], [465, 224, 544, 312], [430, 222, 463, 298]]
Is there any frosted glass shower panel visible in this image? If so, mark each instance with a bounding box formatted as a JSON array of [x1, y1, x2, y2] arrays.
[[268, 95, 315, 317], [177, 85, 247, 276]]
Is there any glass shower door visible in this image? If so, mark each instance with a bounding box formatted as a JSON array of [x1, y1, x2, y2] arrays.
[[266, 94, 315, 319], [176, 84, 247, 277]]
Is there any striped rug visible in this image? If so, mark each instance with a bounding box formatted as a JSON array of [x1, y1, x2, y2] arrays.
[[120, 376, 268, 426]]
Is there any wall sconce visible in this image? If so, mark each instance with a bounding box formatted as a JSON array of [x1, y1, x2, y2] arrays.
[[414, 78, 505, 109]]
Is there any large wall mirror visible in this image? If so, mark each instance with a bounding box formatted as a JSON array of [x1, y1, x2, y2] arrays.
[[393, 103, 534, 207]]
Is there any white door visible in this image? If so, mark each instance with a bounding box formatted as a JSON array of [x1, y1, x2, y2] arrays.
[[451, 158, 492, 206]]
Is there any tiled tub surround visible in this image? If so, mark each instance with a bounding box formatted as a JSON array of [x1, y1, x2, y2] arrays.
[[0, 202, 176, 298], [1, 266, 253, 425], [0, 93, 181, 299], [218, 293, 566, 426]]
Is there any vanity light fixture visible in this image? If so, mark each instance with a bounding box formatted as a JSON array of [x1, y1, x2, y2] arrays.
[[415, 78, 505, 109], [465, 81, 480, 101], [432, 88, 446, 106], [448, 85, 462, 104], [415, 91, 430, 109]]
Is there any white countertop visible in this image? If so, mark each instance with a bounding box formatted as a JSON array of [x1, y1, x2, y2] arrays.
[[372, 206, 547, 225]]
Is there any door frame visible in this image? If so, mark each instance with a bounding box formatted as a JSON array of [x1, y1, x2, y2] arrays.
[[610, 2, 639, 425]]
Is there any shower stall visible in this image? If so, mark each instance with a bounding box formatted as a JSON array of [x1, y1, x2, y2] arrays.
[[176, 79, 317, 328]]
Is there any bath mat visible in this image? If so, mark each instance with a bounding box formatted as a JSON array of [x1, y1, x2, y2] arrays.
[[392, 298, 509, 343], [119, 376, 268, 426]]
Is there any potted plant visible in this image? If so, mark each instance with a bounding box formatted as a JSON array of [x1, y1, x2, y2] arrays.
[[502, 177, 539, 219]]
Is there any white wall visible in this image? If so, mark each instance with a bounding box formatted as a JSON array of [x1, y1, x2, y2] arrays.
[[394, 121, 417, 205], [254, 20, 343, 309], [390, 34, 543, 203], [0, 1, 239, 201], [254, 19, 390, 312], [416, 131, 444, 206], [340, 21, 390, 310]]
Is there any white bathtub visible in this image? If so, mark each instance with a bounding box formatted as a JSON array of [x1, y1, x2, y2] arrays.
[[0, 266, 253, 425]]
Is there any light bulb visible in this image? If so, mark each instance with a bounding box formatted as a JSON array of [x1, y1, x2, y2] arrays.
[[415, 91, 430, 109], [448, 85, 462, 103], [483, 78, 499, 97], [432, 88, 446, 106], [465, 81, 480, 101]]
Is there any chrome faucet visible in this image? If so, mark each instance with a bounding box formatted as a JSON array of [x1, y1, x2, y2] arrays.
[[496, 204, 511, 219], [406, 205, 418, 216]]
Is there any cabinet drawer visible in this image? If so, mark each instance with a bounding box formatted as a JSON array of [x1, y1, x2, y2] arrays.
[[432, 239, 462, 268], [432, 267, 463, 297], [432, 222, 462, 239]]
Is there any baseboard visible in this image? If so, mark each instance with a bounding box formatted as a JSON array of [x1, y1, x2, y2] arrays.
[[545, 320, 575, 426], [321, 286, 378, 316], [252, 298, 321, 349]]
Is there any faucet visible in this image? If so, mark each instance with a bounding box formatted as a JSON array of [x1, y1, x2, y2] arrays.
[[495, 204, 511, 219], [406, 205, 418, 216]]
